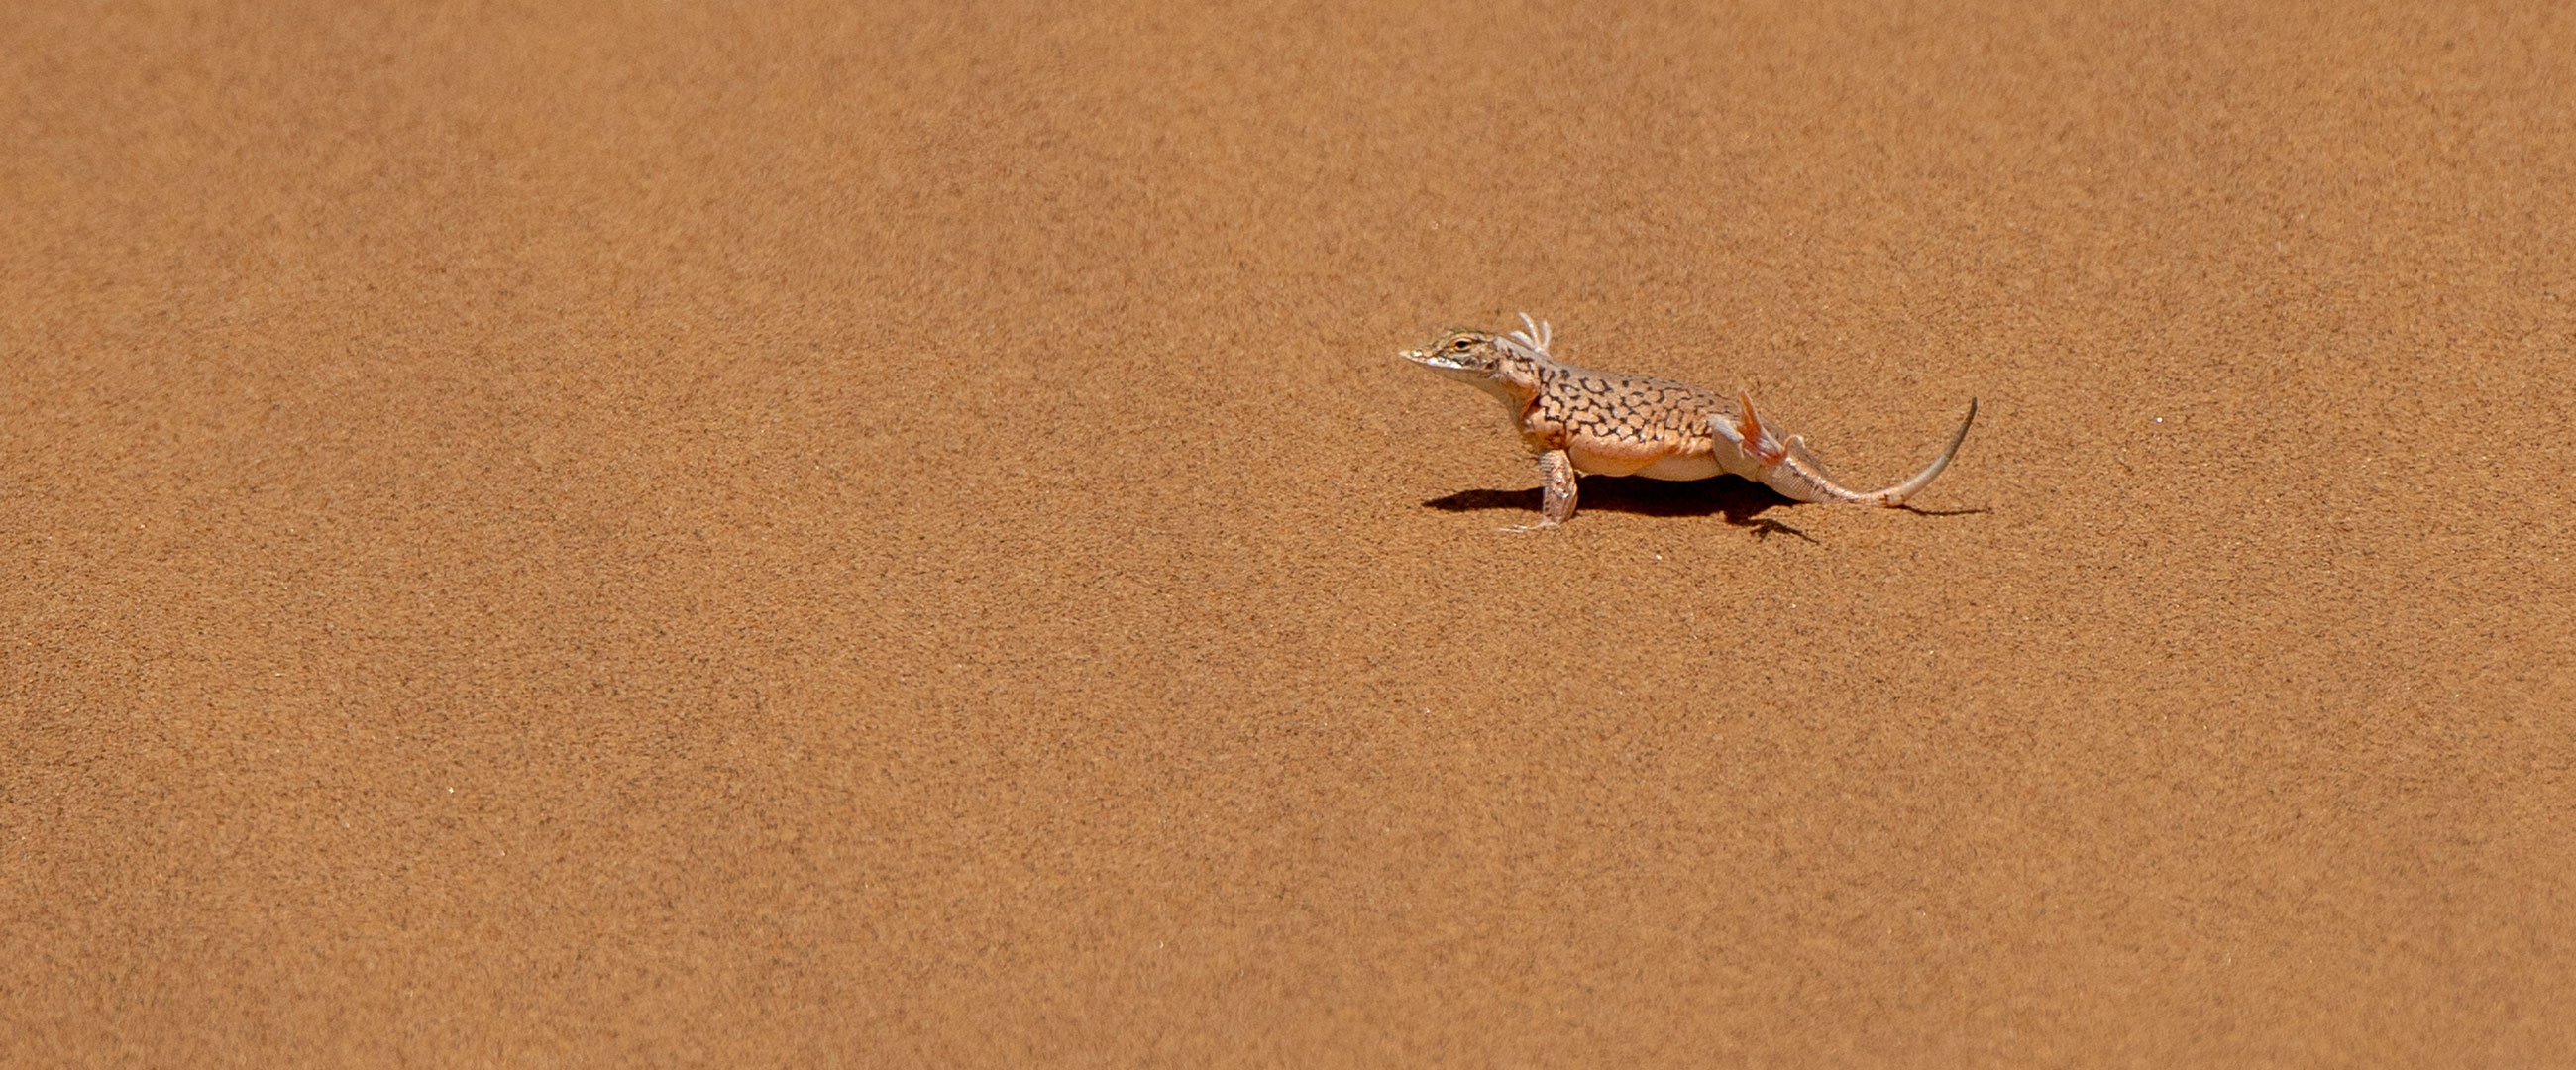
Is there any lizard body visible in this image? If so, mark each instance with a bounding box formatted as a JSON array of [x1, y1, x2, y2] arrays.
[[1405, 315, 1976, 529]]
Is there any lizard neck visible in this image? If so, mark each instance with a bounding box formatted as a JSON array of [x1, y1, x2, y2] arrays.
[[1484, 354, 1553, 408], [1504, 362, 1569, 451]]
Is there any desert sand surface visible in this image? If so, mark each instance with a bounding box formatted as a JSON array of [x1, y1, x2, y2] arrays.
[[6, 0, 2573, 1064]]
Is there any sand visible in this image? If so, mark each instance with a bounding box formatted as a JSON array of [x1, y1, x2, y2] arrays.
[[6, 0, 2572, 1064]]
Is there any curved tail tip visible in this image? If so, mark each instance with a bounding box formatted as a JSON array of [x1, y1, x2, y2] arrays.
[[1880, 397, 1978, 507]]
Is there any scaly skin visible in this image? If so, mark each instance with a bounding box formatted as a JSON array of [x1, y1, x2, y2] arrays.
[[1405, 315, 1977, 529]]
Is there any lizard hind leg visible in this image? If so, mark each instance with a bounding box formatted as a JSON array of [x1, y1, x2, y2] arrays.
[[1734, 392, 1789, 467]]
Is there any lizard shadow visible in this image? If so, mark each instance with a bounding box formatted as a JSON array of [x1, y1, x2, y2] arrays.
[[1424, 476, 1821, 542]]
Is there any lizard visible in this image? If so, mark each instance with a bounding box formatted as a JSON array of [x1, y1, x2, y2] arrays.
[[1404, 314, 1977, 530]]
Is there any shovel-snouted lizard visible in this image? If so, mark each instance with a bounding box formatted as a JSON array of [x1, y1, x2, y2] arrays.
[[1405, 315, 1977, 530]]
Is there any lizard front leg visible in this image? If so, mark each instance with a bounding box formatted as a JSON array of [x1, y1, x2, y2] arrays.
[[1506, 448, 1579, 531]]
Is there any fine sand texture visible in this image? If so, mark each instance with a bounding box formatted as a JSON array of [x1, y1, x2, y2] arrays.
[[7, 1, 2573, 1065]]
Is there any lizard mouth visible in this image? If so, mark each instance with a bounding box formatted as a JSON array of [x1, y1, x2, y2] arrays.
[[1403, 350, 1471, 371]]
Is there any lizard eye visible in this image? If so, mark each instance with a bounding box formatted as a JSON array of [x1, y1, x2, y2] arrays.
[[1450, 338, 1474, 351]]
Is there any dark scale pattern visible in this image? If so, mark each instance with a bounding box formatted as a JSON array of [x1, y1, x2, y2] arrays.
[[1530, 363, 1732, 448]]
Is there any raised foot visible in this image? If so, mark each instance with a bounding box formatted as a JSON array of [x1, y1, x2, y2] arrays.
[[1736, 391, 1788, 467]]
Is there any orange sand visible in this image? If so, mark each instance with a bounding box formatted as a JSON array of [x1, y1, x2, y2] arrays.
[[6, 0, 2572, 1064]]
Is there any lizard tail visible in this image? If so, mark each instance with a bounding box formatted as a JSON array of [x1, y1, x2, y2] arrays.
[[1737, 397, 1978, 507]]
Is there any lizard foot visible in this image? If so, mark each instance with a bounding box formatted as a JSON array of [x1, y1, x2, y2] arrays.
[[1737, 391, 1789, 467]]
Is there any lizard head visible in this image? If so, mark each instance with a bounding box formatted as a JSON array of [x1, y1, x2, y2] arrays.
[[1402, 327, 1547, 400], [1403, 329, 1508, 376]]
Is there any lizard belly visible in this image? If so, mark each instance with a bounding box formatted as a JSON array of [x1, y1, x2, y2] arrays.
[[1566, 438, 1696, 478], [1629, 452, 1725, 481]]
